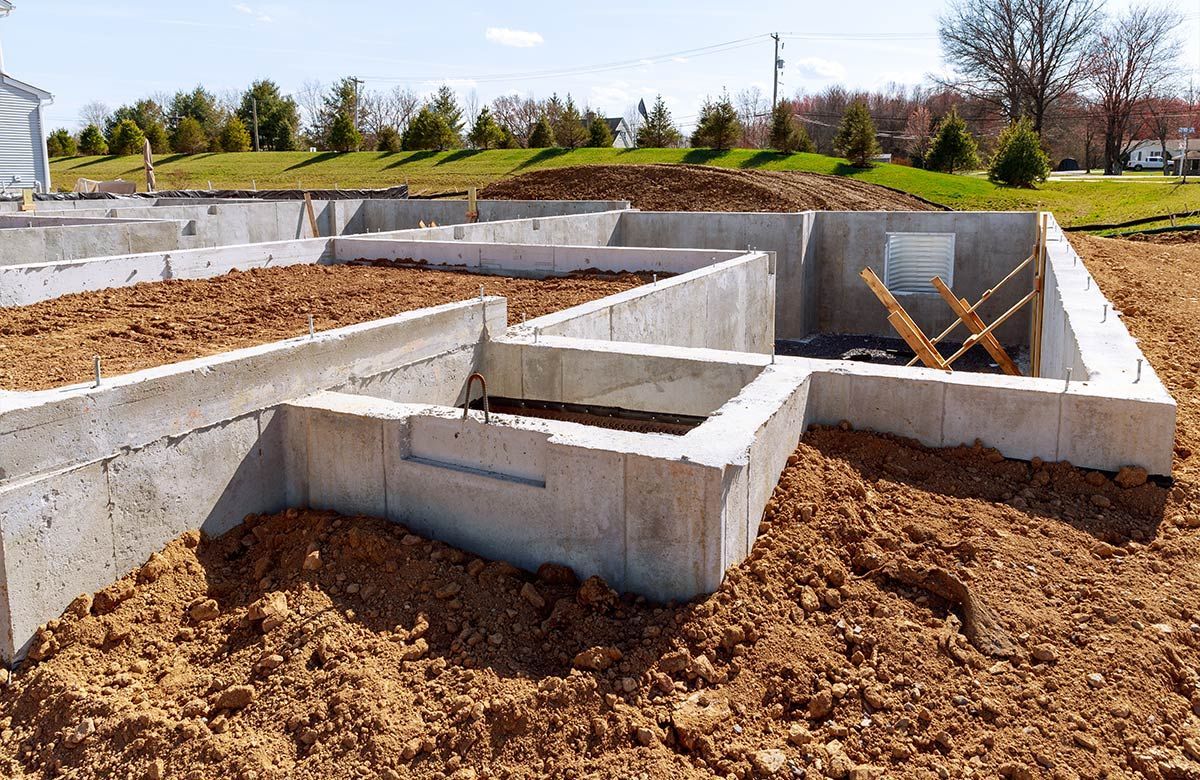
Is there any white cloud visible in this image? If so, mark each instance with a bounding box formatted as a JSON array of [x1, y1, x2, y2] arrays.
[[485, 27, 544, 48], [792, 56, 846, 81], [232, 3, 272, 22]]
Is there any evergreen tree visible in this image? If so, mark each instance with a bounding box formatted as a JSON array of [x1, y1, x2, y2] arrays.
[[690, 93, 741, 150], [171, 117, 208, 154], [143, 122, 170, 154], [636, 95, 682, 148], [988, 117, 1050, 186], [467, 106, 504, 149], [554, 95, 587, 149], [328, 112, 363, 152], [528, 115, 556, 148], [926, 107, 980, 174], [376, 126, 402, 152], [108, 119, 146, 156], [429, 85, 464, 139], [498, 126, 520, 149], [105, 99, 165, 141], [833, 100, 881, 167], [219, 116, 253, 152], [46, 128, 77, 158], [168, 86, 221, 146], [78, 124, 108, 155], [237, 79, 301, 151], [767, 101, 814, 153], [587, 115, 613, 147], [401, 106, 457, 151]]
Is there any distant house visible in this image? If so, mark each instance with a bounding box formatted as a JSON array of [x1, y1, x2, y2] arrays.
[[605, 117, 633, 148], [0, 0, 53, 192], [1127, 138, 1200, 174]]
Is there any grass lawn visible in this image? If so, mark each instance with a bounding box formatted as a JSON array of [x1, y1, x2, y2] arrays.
[[49, 147, 1200, 227]]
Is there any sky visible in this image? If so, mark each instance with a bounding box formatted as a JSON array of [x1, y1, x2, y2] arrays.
[[3, 0, 1199, 132]]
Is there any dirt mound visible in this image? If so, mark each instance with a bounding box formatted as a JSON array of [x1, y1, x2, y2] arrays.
[[1120, 230, 1200, 245], [480, 164, 941, 212], [0, 265, 647, 391]]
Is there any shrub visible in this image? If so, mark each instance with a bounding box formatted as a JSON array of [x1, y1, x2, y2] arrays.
[[376, 126, 402, 152], [219, 116, 253, 152], [690, 93, 741, 150], [528, 116, 556, 148], [46, 128, 77, 157], [108, 119, 146, 156], [144, 122, 170, 154], [327, 113, 362, 152], [467, 107, 504, 150], [401, 107, 456, 151], [78, 124, 108, 155], [925, 107, 979, 174], [988, 117, 1050, 186], [171, 117, 208, 154], [833, 101, 880, 167]]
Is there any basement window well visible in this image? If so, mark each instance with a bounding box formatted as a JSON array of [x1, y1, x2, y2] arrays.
[[884, 232, 955, 294]]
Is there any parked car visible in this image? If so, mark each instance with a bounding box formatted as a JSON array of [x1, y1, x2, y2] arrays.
[[1127, 149, 1167, 170]]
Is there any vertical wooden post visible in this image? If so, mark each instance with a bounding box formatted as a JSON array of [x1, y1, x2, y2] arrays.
[[304, 193, 320, 239], [467, 186, 478, 223], [1029, 212, 1047, 377]]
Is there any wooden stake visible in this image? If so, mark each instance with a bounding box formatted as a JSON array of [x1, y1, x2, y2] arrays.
[[304, 193, 320, 238], [943, 288, 1039, 369], [932, 277, 1022, 376], [1029, 212, 1048, 378], [860, 267, 947, 370]]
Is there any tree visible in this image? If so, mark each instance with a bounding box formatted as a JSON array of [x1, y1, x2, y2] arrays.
[[105, 99, 164, 140], [237, 79, 300, 151], [46, 128, 77, 158], [467, 106, 504, 150], [143, 122, 170, 154], [1086, 5, 1183, 175], [491, 93, 542, 147], [736, 87, 770, 148], [376, 126, 402, 152], [328, 112, 362, 152], [938, 0, 1102, 135], [78, 124, 108, 155], [588, 115, 613, 147], [833, 100, 881, 166], [988, 117, 1051, 185], [528, 116, 556, 148], [904, 106, 934, 167], [925, 107, 980, 173], [554, 95, 587, 149], [78, 101, 110, 132], [637, 95, 682, 147], [690, 93, 741, 150], [401, 106, 456, 151], [219, 116, 253, 152], [768, 101, 813, 153], [108, 119, 145, 156], [172, 117, 208, 154], [429, 85, 464, 140], [169, 86, 222, 150]]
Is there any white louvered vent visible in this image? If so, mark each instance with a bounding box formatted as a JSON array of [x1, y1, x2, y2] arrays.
[[883, 232, 956, 294]]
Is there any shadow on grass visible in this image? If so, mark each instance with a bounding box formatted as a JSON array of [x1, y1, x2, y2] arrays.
[[681, 149, 732, 165], [436, 149, 485, 165], [284, 152, 342, 171], [151, 153, 188, 166], [739, 150, 787, 169], [62, 155, 125, 170], [383, 150, 440, 169], [513, 148, 572, 170]]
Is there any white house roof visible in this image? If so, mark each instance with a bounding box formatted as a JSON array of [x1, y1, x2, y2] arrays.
[[0, 73, 51, 102]]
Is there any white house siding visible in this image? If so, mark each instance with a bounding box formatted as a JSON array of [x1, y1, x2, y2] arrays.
[[0, 80, 46, 190]]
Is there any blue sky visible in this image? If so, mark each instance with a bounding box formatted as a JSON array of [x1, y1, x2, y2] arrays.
[[3, 0, 1198, 132]]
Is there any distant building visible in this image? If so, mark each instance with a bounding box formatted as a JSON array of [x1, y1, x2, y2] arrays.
[[605, 117, 633, 148], [1127, 138, 1200, 175], [0, 0, 53, 191]]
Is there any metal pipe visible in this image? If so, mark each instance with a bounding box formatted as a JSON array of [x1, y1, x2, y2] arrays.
[[1136, 359, 1143, 383], [462, 372, 489, 423], [93, 355, 101, 388], [1102, 303, 1108, 323]]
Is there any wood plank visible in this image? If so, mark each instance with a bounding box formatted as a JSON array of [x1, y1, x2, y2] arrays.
[[859, 267, 948, 369], [931, 277, 1022, 376], [303, 193, 320, 238]]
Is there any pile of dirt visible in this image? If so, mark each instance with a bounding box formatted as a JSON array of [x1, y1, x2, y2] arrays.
[[0, 264, 648, 391], [1119, 230, 1200, 246], [480, 164, 941, 213]]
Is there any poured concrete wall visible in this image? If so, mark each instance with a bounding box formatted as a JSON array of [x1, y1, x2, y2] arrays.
[[0, 219, 191, 267], [390, 210, 624, 247]]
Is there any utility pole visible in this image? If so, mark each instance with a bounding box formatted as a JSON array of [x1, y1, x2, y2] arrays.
[[350, 77, 366, 132], [1181, 126, 1194, 183], [251, 97, 260, 152], [771, 33, 782, 109]]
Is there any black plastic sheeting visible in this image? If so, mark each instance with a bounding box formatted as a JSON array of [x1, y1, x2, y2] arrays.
[[0, 185, 409, 203]]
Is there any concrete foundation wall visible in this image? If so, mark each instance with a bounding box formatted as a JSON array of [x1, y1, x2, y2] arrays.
[[811, 211, 1039, 345], [387, 210, 625, 247], [0, 219, 191, 267]]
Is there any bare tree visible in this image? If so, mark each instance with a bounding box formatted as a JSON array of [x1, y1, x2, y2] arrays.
[[1085, 4, 1182, 174], [938, 0, 1102, 134], [78, 100, 110, 130], [735, 87, 769, 148], [490, 93, 541, 146], [463, 89, 481, 128], [904, 105, 934, 164], [296, 79, 326, 140], [623, 103, 644, 145]]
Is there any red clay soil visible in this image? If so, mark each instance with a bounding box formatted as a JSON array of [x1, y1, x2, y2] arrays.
[[0, 265, 648, 392], [3, 235, 1200, 780], [480, 164, 941, 213]]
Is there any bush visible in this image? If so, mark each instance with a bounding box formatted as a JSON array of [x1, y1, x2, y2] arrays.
[[528, 116, 556, 148], [78, 124, 108, 156], [467, 107, 504, 150], [401, 107, 456, 151], [768, 102, 814, 154], [376, 126, 402, 152], [144, 122, 170, 154], [925, 107, 979, 174], [833, 101, 880, 167], [988, 117, 1050, 187], [218, 116, 252, 152], [108, 119, 146, 156], [171, 117, 208, 154], [588, 116, 613, 147], [46, 128, 77, 157], [690, 93, 741, 150]]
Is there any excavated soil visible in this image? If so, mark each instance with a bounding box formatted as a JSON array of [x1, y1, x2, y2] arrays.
[[1121, 230, 1200, 245], [4, 235, 1200, 780], [0, 264, 648, 391], [480, 164, 940, 213]]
